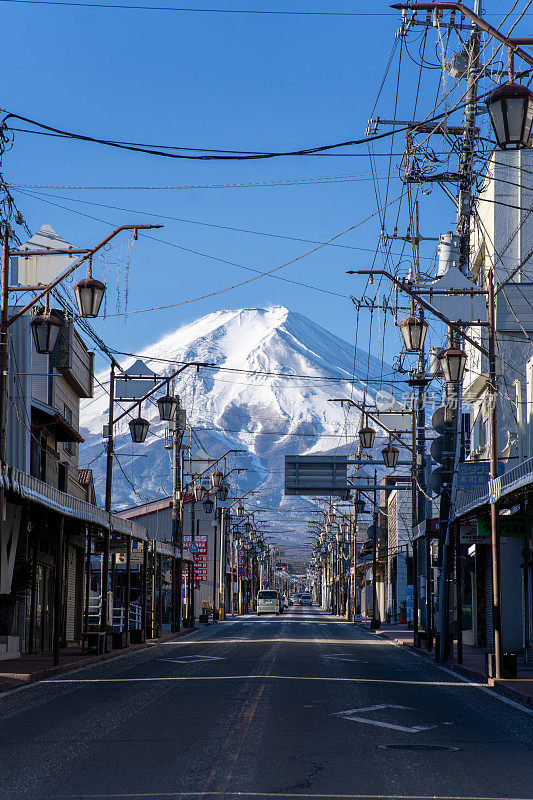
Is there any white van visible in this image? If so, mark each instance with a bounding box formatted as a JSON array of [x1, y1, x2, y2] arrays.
[[256, 589, 281, 615]]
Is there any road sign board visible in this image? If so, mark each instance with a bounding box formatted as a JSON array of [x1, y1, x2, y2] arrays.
[[284, 455, 349, 497]]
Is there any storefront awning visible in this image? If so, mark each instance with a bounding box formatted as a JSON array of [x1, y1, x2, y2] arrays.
[[31, 398, 84, 443]]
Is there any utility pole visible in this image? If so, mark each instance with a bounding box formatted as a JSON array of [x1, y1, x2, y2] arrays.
[[371, 469, 379, 629], [101, 360, 115, 649], [171, 393, 183, 632], [437, 0, 481, 664], [0, 225, 9, 591]]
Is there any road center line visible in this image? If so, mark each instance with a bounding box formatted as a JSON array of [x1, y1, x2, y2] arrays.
[[45, 675, 485, 686]]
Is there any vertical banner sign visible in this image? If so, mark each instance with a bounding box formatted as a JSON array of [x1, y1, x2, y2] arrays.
[[238, 548, 245, 576], [183, 534, 209, 589]]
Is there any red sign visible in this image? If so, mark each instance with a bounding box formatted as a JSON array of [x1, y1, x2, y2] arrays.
[[183, 534, 209, 586]]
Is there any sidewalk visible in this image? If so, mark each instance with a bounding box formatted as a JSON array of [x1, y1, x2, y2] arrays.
[[360, 621, 533, 708], [0, 626, 197, 694]]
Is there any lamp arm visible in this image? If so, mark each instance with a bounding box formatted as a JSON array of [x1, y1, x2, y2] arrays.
[[8, 224, 162, 326]]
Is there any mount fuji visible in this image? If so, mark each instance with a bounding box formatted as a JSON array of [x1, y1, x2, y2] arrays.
[[79, 306, 392, 554]]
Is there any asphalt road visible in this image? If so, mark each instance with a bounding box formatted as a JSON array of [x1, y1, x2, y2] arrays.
[[1, 606, 532, 800]]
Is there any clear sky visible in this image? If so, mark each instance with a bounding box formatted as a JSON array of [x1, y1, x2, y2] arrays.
[[0, 0, 511, 373]]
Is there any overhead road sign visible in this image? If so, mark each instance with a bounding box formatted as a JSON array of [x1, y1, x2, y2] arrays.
[[284, 455, 349, 498]]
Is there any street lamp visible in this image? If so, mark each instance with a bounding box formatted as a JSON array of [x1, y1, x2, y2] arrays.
[[129, 408, 150, 444], [193, 482, 206, 502], [244, 521, 252, 533], [202, 496, 214, 513], [439, 348, 467, 384], [211, 469, 223, 490], [157, 391, 177, 422], [382, 441, 400, 469], [218, 480, 229, 501], [359, 424, 376, 449], [30, 308, 63, 355], [398, 315, 428, 352], [73, 259, 106, 318], [354, 498, 365, 514], [236, 503, 244, 517], [487, 82, 533, 150]]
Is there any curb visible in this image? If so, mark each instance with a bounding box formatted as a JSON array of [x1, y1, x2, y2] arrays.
[[355, 624, 533, 709], [0, 626, 198, 694]]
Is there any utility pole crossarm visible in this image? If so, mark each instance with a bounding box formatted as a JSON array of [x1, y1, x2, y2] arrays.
[[390, 2, 533, 69], [348, 269, 490, 359]]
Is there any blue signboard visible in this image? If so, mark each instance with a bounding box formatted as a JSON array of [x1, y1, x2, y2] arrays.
[[456, 461, 504, 490], [189, 541, 199, 554], [405, 585, 414, 622]]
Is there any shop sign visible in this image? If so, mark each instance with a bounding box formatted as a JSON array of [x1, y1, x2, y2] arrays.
[[457, 462, 504, 490], [115, 551, 144, 565], [183, 534, 209, 583], [94, 538, 128, 553], [477, 513, 533, 539], [405, 585, 413, 622]]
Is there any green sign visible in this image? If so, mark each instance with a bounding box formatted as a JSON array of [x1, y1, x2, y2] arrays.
[[477, 513, 532, 538]]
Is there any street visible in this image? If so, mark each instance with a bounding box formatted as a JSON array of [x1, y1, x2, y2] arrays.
[[0, 607, 532, 800]]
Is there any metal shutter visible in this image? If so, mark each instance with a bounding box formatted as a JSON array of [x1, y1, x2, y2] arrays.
[[484, 546, 494, 651], [65, 546, 77, 642]]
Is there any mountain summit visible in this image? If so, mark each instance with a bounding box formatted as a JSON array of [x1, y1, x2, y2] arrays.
[[80, 307, 390, 531]]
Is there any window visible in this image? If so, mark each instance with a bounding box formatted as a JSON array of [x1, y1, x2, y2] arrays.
[[63, 404, 74, 455]]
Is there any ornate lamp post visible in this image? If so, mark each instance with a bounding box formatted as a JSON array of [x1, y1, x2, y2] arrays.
[[382, 440, 400, 469], [30, 308, 64, 355], [439, 348, 467, 384], [487, 82, 533, 149], [398, 315, 428, 352], [359, 423, 376, 449], [129, 405, 150, 444]]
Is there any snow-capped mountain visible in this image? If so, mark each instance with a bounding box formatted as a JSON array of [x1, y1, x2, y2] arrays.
[[79, 306, 391, 553]]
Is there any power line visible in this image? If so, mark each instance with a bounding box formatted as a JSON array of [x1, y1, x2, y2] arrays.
[[3, 109, 413, 161], [0, 0, 396, 13], [0, 1, 517, 15]]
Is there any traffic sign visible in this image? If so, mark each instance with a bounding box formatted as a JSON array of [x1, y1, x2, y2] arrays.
[[189, 541, 199, 554]]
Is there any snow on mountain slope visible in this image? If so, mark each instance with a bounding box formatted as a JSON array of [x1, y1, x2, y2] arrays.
[[80, 307, 392, 550]]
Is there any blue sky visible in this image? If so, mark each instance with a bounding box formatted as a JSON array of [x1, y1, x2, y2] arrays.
[[0, 0, 511, 372]]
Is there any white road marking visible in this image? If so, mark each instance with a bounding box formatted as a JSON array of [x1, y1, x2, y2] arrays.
[[334, 704, 438, 733], [160, 655, 224, 664], [322, 654, 368, 663]]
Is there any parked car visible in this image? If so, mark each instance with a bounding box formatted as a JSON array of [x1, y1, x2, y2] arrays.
[[257, 589, 282, 615], [299, 593, 312, 606]]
